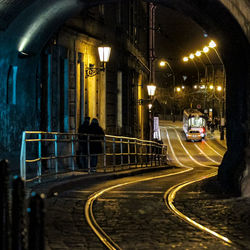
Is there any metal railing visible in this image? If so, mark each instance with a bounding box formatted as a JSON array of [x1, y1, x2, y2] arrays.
[[20, 131, 167, 182]]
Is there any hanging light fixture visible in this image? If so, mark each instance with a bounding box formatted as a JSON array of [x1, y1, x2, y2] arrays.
[[86, 45, 111, 78], [147, 83, 157, 97]]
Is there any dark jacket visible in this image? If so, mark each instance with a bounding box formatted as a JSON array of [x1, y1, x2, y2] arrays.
[[78, 120, 90, 154], [88, 120, 104, 154]]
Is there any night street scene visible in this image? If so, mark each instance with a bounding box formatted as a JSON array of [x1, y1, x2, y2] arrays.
[[1, 0, 250, 249]]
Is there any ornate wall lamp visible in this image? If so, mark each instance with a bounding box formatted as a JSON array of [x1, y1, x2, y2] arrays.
[[138, 83, 156, 105], [85, 46, 111, 78]]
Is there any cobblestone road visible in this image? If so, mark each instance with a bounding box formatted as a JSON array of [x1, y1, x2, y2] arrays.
[[44, 168, 248, 249]]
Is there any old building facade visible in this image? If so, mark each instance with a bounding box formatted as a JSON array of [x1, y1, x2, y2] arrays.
[[0, 0, 150, 169]]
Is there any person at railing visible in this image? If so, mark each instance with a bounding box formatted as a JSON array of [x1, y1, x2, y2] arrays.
[[77, 116, 90, 170], [89, 118, 104, 172]]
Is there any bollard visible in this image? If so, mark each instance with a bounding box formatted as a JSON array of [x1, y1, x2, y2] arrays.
[[0, 159, 10, 250], [220, 127, 224, 140], [12, 176, 27, 250], [28, 192, 45, 250]]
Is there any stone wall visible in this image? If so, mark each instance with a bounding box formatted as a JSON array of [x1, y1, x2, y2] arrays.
[[220, 0, 250, 42]]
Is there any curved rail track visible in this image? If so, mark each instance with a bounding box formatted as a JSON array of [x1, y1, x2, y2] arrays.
[[85, 125, 232, 249]]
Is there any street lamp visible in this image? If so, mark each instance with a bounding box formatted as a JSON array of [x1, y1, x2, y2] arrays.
[[147, 83, 156, 97], [217, 85, 222, 91], [85, 45, 111, 77], [203, 46, 209, 53], [195, 51, 201, 57], [159, 61, 166, 67], [189, 53, 195, 60], [208, 40, 226, 140], [159, 60, 176, 121]]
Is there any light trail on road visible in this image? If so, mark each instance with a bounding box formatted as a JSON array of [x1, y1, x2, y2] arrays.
[[161, 126, 233, 246], [85, 124, 233, 249], [171, 127, 211, 167], [194, 143, 221, 164], [164, 175, 232, 245], [85, 168, 193, 249], [203, 140, 224, 157]]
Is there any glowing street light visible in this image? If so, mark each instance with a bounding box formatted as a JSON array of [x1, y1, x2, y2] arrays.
[[209, 40, 216, 48], [159, 59, 176, 122], [189, 53, 195, 59], [159, 61, 166, 67], [98, 46, 111, 62], [203, 46, 209, 53], [217, 86, 222, 91], [209, 85, 214, 90], [86, 45, 111, 77], [194, 85, 198, 89], [183, 57, 189, 62], [195, 51, 201, 57], [176, 87, 181, 92], [147, 83, 156, 97]]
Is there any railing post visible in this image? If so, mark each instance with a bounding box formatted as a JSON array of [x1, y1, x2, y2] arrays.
[[0, 160, 10, 250], [20, 131, 26, 180], [150, 142, 153, 167], [120, 138, 123, 167], [28, 192, 45, 250], [112, 137, 116, 171], [140, 141, 143, 168], [71, 135, 75, 171], [87, 135, 90, 173], [154, 143, 158, 167], [12, 176, 27, 250], [159, 144, 162, 166], [103, 136, 106, 172], [135, 139, 137, 168], [54, 134, 58, 173], [38, 133, 42, 179], [127, 139, 130, 168]]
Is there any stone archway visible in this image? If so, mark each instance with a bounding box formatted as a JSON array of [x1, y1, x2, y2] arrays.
[[0, 0, 249, 195]]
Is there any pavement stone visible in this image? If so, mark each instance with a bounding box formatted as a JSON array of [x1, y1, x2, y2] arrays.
[[175, 176, 250, 249], [40, 167, 249, 249], [24, 129, 250, 250]]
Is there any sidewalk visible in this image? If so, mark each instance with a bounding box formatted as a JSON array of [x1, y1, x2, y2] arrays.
[[206, 128, 227, 148], [27, 165, 172, 198]]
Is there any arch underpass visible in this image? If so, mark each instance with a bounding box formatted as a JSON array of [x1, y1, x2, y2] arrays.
[[0, 0, 249, 195]]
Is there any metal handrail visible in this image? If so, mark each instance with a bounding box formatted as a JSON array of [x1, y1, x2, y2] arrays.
[[20, 131, 167, 182]]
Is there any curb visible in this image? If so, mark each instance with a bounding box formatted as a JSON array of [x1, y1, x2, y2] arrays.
[[31, 165, 173, 198]]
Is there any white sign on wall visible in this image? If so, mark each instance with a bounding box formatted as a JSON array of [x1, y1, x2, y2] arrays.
[[153, 116, 160, 139]]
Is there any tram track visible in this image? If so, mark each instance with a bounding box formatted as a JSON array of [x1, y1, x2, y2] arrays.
[[84, 125, 233, 249]]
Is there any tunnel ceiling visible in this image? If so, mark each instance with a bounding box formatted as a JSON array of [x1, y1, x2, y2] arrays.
[[0, 0, 34, 30], [0, 0, 248, 83]]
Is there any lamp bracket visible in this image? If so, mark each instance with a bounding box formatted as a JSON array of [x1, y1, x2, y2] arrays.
[[137, 99, 152, 105], [85, 63, 105, 78]]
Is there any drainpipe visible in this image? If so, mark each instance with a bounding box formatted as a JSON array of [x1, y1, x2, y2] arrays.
[[149, 2, 156, 141], [149, 2, 156, 83]]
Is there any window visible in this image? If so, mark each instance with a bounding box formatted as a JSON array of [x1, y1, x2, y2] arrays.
[[7, 65, 18, 105]]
